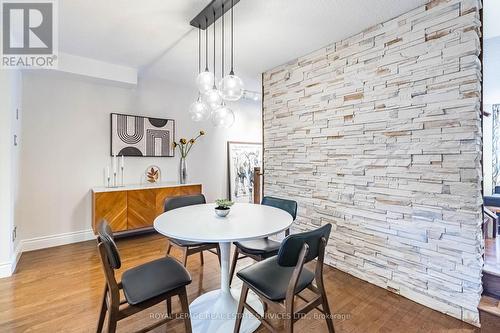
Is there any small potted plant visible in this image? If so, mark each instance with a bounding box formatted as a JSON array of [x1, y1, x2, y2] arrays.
[[214, 199, 234, 217]]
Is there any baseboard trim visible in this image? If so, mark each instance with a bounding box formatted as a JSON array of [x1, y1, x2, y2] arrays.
[[22, 229, 96, 252], [10, 242, 23, 273], [0, 262, 12, 278]]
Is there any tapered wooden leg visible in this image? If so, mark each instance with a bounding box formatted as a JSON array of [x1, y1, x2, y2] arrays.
[[166, 242, 172, 257], [166, 297, 172, 317], [200, 250, 204, 265], [96, 286, 107, 333], [320, 288, 335, 333], [285, 296, 294, 333], [233, 284, 249, 333], [179, 288, 192, 333], [106, 308, 118, 333], [229, 246, 239, 286], [182, 247, 188, 267]]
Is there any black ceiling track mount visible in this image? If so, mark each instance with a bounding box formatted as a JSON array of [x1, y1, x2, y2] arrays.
[[190, 0, 241, 30]]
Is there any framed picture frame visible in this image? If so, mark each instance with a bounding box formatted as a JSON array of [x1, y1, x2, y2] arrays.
[[227, 141, 263, 203], [110, 113, 175, 157]]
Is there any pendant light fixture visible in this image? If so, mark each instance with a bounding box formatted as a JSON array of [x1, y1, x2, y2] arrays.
[[189, 25, 210, 121], [212, 2, 235, 128], [220, 0, 244, 101], [195, 17, 214, 94], [203, 9, 222, 110]]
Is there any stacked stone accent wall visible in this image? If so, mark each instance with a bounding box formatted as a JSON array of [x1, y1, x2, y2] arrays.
[[262, 0, 483, 325]]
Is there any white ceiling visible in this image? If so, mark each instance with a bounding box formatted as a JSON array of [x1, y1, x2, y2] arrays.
[[60, 0, 428, 90]]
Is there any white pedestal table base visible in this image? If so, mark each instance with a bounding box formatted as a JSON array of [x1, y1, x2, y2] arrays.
[[188, 241, 263, 333]]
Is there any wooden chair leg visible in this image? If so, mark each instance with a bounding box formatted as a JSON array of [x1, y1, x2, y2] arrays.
[[229, 246, 239, 286], [179, 288, 192, 333], [106, 307, 118, 333], [233, 284, 249, 333], [166, 242, 172, 257], [200, 250, 204, 265], [96, 286, 107, 333], [284, 313, 293, 333], [320, 287, 335, 332], [182, 247, 188, 267], [166, 297, 172, 317]]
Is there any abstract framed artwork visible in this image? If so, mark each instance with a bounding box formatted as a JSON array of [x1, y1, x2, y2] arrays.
[[227, 141, 263, 203], [110, 113, 175, 157]]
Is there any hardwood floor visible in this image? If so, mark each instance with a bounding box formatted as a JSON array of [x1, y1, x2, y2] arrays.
[[0, 233, 478, 333]]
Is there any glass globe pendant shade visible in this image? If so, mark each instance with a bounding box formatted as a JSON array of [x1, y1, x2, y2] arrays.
[[188, 97, 210, 122], [211, 103, 235, 128], [220, 74, 244, 101], [196, 71, 215, 94], [203, 88, 223, 110]]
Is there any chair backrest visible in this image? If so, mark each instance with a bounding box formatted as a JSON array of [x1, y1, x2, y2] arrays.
[[277, 224, 332, 267], [262, 196, 298, 220], [97, 220, 121, 270], [164, 194, 206, 212]]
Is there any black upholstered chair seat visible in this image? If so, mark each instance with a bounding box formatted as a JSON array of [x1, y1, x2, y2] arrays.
[[236, 256, 314, 301], [122, 257, 191, 305], [234, 239, 281, 257], [169, 237, 214, 247]]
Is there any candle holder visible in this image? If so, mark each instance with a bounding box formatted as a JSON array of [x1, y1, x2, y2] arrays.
[[113, 172, 117, 187], [120, 166, 124, 187], [107, 175, 111, 188]]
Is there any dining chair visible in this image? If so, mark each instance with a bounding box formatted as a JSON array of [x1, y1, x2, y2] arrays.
[[96, 220, 192, 333], [233, 224, 335, 333], [164, 194, 221, 266], [229, 196, 297, 285]]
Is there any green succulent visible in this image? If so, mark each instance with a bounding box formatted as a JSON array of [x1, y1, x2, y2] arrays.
[[215, 199, 234, 209]]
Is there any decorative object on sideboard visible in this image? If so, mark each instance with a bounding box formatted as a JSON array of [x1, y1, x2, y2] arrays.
[[145, 165, 161, 183], [105, 153, 125, 188], [227, 142, 262, 203], [111, 113, 175, 157], [214, 199, 234, 217], [173, 130, 206, 184]]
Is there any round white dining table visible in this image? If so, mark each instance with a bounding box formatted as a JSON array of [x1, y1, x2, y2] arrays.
[[154, 202, 293, 333]]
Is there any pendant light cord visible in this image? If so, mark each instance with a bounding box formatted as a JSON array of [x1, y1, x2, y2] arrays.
[[221, 3, 224, 78], [205, 17, 208, 71], [213, 8, 216, 88], [198, 25, 201, 74], [230, 0, 234, 75]]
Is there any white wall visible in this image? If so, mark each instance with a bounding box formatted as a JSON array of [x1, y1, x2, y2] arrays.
[[17, 71, 261, 245], [484, 104, 493, 195], [0, 69, 22, 277], [483, 37, 500, 195], [484, 37, 500, 105]]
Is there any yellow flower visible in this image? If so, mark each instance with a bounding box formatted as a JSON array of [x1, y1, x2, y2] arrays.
[[180, 138, 187, 144], [172, 142, 178, 148], [199, 130, 205, 136], [189, 139, 195, 144]]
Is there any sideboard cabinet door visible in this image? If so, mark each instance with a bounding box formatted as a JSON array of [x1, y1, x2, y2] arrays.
[[92, 191, 127, 232], [128, 189, 157, 230]]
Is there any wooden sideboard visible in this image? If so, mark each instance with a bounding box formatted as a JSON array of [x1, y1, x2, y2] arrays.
[[92, 183, 202, 234]]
